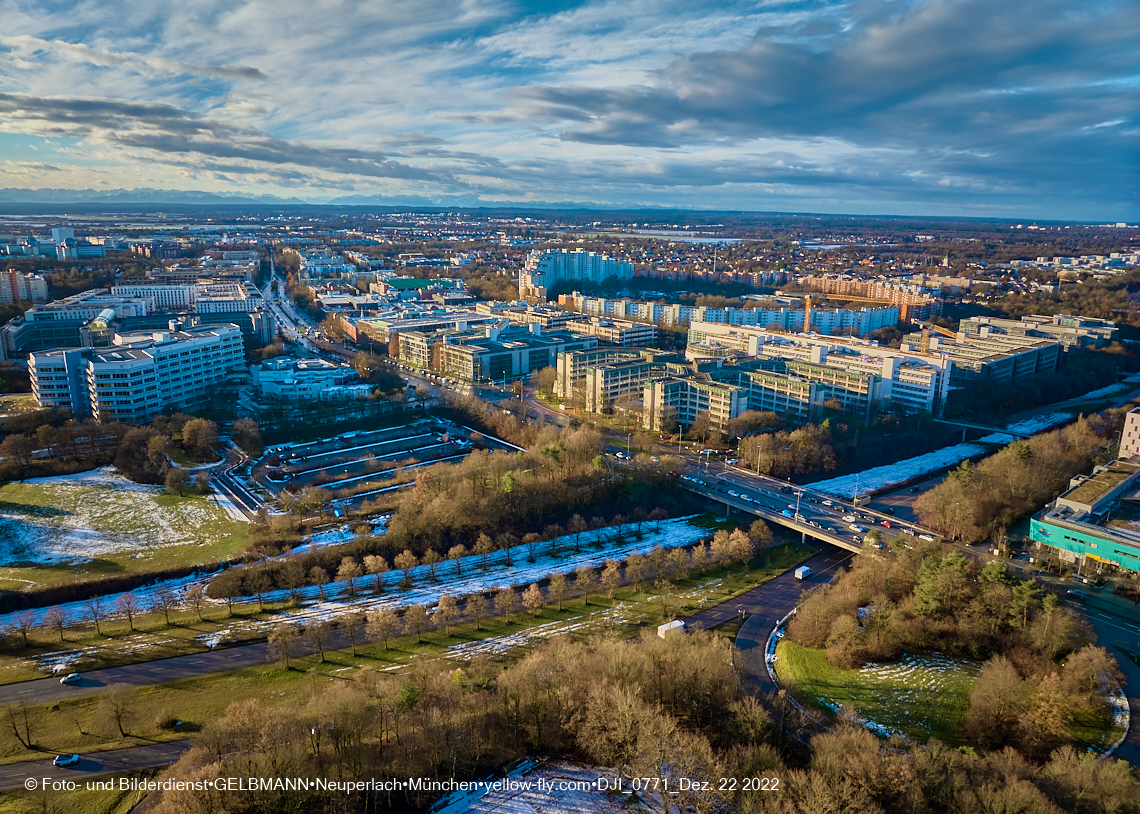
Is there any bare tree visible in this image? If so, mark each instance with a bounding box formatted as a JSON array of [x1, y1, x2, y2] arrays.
[[568, 514, 588, 552], [422, 548, 443, 580], [447, 544, 468, 575], [549, 572, 568, 611], [42, 606, 68, 643], [366, 609, 399, 650], [575, 565, 597, 606], [152, 586, 178, 626], [310, 566, 330, 601], [337, 557, 364, 598], [649, 507, 668, 532], [99, 684, 133, 737], [601, 560, 622, 606], [363, 555, 389, 594], [522, 583, 545, 617], [474, 533, 494, 569], [437, 595, 459, 636], [281, 560, 305, 606], [343, 613, 366, 656], [495, 587, 517, 624], [185, 585, 207, 622], [116, 592, 140, 632], [10, 611, 36, 648], [393, 550, 419, 588], [403, 604, 430, 642], [269, 625, 300, 669], [467, 594, 488, 630], [306, 622, 333, 663], [247, 570, 271, 612]]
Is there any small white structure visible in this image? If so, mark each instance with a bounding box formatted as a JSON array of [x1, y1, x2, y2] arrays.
[[658, 619, 686, 638], [794, 566, 812, 580], [252, 356, 360, 400]]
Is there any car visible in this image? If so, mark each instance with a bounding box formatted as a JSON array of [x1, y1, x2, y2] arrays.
[[59, 672, 81, 685], [903, 529, 916, 536], [781, 509, 794, 518], [908, 486, 921, 493], [852, 535, 862, 543], [740, 494, 752, 502], [843, 515, 857, 522], [1067, 589, 1087, 600], [788, 504, 797, 511], [918, 534, 935, 542], [728, 490, 739, 497], [794, 513, 806, 522], [880, 520, 892, 528], [53, 754, 80, 767], [821, 499, 834, 507], [849, 524, 865, 532], [881, 507, 896, 515]]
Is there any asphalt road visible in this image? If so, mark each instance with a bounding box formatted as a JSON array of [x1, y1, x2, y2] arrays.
[[718, 548, 855, 695], [0, 741, 191, 791]]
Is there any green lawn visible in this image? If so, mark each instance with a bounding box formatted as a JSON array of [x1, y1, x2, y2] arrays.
[[0, 474, 249, 590], [0, 773, 143, 814], [776, 641, 981, 745]]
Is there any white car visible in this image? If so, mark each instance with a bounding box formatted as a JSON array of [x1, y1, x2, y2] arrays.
[[822, 499, 834, 507], [902, 529, 916, 536], [53, 754, 80, 767], [843, 515, 857, 522], [59, 673, 81, 685], [849, 524, 865, 532], [740, 494, 752, 502], [728, 490, 739, 497], [918, 534, 935, 542]]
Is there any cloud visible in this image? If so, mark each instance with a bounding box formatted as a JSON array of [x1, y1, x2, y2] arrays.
[[0, 35, 266, 80]]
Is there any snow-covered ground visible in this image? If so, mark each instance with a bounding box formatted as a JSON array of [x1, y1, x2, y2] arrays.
[[0, 467, 239, 566], [806, 444, 984, 498], [0, 516, 712, 672], [978, 411, 1075, 444]]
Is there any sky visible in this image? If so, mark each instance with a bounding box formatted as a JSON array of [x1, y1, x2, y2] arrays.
[[0, 0, 1136, 219]]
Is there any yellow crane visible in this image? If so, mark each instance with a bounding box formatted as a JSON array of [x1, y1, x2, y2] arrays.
[[915, 321, 957, 353]]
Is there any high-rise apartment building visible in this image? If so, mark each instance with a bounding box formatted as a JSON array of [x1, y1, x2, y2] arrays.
[[520, 249, 634, 300]]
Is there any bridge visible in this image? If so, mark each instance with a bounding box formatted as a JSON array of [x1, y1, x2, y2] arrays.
[[932, 419, 1035, 439], [680, 465, 941, 554]]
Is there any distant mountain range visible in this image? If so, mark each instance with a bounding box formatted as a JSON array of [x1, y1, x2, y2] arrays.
[[0, 187, 634, 210]]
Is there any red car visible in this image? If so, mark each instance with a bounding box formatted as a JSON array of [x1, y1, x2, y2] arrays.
[[880, 520, 892, 528]]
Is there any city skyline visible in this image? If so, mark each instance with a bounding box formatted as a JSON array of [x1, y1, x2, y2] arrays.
[[0, 0, 1136, 220]]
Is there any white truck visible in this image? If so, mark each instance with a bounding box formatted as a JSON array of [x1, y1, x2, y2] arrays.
[[794, 566, 812, 580], [657, 620, 687, 638]]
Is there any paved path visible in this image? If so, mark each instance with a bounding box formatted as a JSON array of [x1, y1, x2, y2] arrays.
[[0, 741, 190, 791]]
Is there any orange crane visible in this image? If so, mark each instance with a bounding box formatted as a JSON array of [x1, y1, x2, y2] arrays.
[[803, 293, 917, 331]]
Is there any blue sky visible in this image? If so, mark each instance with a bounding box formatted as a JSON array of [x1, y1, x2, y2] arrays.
[[0, 0, 1136, 218]]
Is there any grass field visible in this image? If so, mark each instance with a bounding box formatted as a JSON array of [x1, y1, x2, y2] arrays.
[[0, 772, 145, 814], [0, 542, 814, 765], [776, 640, 981, 745], [0, 468, 249, 591]]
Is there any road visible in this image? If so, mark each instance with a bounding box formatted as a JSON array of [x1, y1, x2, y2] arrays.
[[0, 741, 190, 791]]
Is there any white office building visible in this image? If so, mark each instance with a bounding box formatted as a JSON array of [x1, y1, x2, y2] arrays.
[[252, 357, 362, 400], [29, 324, 245, 422]]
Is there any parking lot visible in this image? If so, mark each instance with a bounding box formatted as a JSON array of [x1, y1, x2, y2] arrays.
[[252, 419, 490, 506]]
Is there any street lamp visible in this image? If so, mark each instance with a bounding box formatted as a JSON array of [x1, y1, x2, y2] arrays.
[[626, 432, 632, 456]]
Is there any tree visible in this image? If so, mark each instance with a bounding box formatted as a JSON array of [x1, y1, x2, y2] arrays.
[[522, 532, 542, 562], [495, 586, 517, 624], [649, 507, 668, 532], [422, 548, 443, 580], [729, 528, 756, 571], [11, 610, 35, 648], [336, 557, 363, 597], [42, 606, 67, 643], [437, 595, 459, 636], [568, 514, 588, 552], [116, 592, 140, 632], [522, 583, 545, 616], [100, 684, 133, 737], [627, 554, 648, 592], [231, 418, 263, 456], [533, 365, 557, 395], [269, 625, 300, 669], [965, 655, 1026, 746], [306, 621, 333, 663], [343, 613, 366, 656], [248, 569, 271, 612], [404, 604, 430, 642], [748, 518, 773, 549], [363, 554, 389, 594], [394, 549, 419, 588], [181, 418, 218, 461], [448, 544, 468, 575], [0, 434, 36, 470], [281, 560, 305, 606], [1011, 579, 1044, 629], [474, 533, 494, 569], [310, 566, 330, 601], [165, 468, 191, 496], [185, 585, 207, 622], [153, 586, 178, 626], [601, 560, 622, 605], [575, 565, 597, 606], [548, 572, 568, 611], [467, 593, 489, 630], [366, 609, 399, 650]]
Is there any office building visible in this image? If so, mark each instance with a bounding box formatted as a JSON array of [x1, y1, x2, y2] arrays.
[[29, 324, 245, 422], [0, 270, 48, 304], [958, 314, 1118, 351], [252, 357, 361, 400]]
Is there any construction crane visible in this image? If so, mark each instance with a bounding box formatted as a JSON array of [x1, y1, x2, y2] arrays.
[[915, 320, 957, 353]]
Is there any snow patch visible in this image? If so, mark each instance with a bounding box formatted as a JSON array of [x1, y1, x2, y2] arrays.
[[807, 444, 984, 498]]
